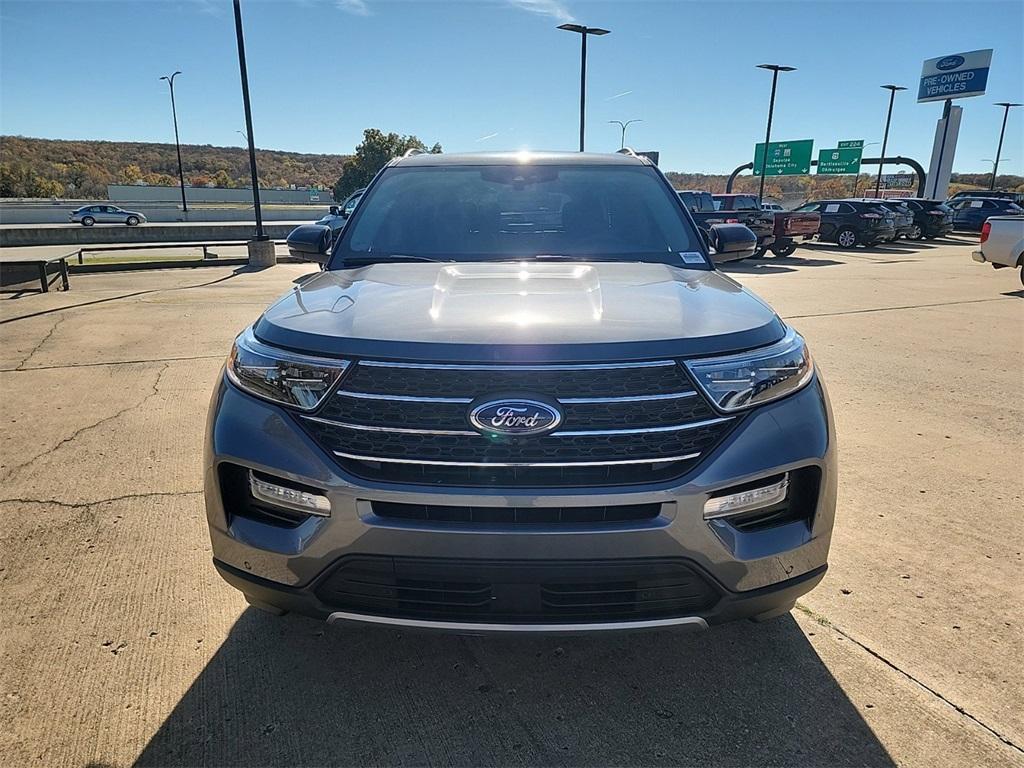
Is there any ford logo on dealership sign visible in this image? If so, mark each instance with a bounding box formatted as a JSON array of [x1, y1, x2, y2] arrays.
[[935, 55, 965, 71], [469, 399, 562, 436], [918, 49, 992, 103]]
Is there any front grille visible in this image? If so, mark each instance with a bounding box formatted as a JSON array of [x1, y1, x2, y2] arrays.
[[299, 359, 736, 487], [314, 556, 720, 623], [371, 500, 661, 525]]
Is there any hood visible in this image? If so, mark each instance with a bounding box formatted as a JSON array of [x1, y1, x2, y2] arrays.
[[254, 261, 784, 362]]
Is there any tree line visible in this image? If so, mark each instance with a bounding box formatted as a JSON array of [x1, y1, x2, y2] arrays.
[[0, 135, 350, 199], [1, 132, 1020, 201]]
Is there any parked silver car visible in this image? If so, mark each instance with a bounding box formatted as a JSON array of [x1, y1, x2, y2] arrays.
[[69, 205, 146, 226]]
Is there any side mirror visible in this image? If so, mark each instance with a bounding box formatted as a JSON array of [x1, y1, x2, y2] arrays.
[[329, 205, 340, 216], [708, 223, 757, 263], [286, 223, 333, 264]]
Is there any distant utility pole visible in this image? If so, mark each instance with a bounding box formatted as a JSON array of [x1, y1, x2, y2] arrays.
[[557, 23, 611, 152], [609, 119, 642, 149], [159, 71, 188, 213]]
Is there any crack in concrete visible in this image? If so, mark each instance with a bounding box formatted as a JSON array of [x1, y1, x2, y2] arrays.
[[13, 313, 68, 370], [0, 362, 171, 483], [795, 603, 1024, 755], [0, 490, 203, 510], [785, 295, 1015, 320], [0, 353, 225, 374]]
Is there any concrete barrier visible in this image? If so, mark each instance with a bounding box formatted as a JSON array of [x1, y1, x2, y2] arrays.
[[0, 222, 301, 247]]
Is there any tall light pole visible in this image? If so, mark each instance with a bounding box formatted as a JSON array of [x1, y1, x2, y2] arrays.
[[990, 102, 1022, 190], [874, 84, 907, 198], [557, 23, 610, 152], [233, 0, 266, 242], [609, 119, 642, 149], [159, 70, 188, 213], [755, 64, 795, 204]]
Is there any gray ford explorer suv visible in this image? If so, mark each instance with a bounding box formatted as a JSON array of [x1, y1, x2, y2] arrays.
[[204, 150, 836, 634]]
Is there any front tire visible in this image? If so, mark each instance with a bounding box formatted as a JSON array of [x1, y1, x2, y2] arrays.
[[81, 216, 95, 227], [126, 216, 140, 226], [770, 243, 797, 257], [836, 227, 858, 248], [908, 224, 923, 240]]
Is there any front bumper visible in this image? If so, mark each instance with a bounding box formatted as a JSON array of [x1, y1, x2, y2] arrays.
[[204, 373, 837, 631]]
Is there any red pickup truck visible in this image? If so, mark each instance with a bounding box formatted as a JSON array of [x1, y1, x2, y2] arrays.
[[712, 194, 820, 257]]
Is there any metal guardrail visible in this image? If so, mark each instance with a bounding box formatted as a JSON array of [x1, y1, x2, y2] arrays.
[[71, 239, 286, 265]]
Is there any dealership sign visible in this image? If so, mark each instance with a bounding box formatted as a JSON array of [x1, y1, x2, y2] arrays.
[[918, 49, 992, 103], [881, 173, 915, 189], [753, 139, 814, 176]]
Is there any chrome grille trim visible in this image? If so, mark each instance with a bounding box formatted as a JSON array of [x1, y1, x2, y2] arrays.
[[303, 414, 731, 437], [337, 391, 474, 404], [332, 451, 702, 468], [337, 390, 697, 405], [356, 360, 678, 371], [554, 417, 732, 437], [559, 391, 698, 404], [303, 416, 477, 436]]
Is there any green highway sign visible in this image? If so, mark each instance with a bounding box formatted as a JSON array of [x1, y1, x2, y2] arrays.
[[817, 146, 863, 175], [838, 140, 864, 149], [753, 139, 814, 176]]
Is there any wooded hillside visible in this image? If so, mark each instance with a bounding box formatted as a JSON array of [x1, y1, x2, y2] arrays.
[[0, 136, 350, 198]]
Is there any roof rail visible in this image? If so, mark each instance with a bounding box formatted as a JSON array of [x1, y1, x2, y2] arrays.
[[616, 147, 640, 158], [402, 147, 427, 158]]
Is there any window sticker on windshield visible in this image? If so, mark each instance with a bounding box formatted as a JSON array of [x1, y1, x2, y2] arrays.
[[970, 201, 983, 207], [678, 251, 705, 264], [824, 204, 840, 213]]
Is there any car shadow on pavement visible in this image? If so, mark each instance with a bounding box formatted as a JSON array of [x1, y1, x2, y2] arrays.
[[133, 608, 895, 768], [721, 256, 845, 275]]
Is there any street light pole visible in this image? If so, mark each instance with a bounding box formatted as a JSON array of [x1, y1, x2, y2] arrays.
[[609, 119, 642, 149], [991, 102, 1022, 190], [233, 0, 266, 242], [755, 64, 795, 204], [874, 84, 907, 198], [159, 71, 188, 213], [557, 23, 610, 152]]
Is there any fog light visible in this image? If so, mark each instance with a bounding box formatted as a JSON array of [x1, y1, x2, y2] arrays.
[[704, 475, 788, 520], [249, 472, 330, 517]]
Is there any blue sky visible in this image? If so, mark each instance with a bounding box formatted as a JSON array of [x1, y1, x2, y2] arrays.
[[2, 0, 1022, 175]]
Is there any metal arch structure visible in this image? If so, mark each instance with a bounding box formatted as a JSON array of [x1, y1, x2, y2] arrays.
[[725, 156, 928, 197]]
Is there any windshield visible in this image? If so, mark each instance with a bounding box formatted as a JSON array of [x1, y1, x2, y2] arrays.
[[332, 164, 705, 267]]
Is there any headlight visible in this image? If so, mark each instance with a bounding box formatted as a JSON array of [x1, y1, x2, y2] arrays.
[[685, 328, 814, 412], [226, 327, 349, 410]]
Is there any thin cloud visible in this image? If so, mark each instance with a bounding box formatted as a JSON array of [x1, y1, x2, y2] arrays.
[[336, 0, 371, 16], [475, 132, 500, 142], [605, 90, 633, 101], [507, 0, 575, 24]]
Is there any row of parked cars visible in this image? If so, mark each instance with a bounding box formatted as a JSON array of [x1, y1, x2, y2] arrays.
[[674, 188, 1022, 255]]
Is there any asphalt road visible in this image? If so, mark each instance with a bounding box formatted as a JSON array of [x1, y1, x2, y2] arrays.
[[0, 236, 1021, 767]]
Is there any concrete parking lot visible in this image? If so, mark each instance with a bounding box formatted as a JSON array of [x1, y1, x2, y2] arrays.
[[0, 236, 1021, 767]]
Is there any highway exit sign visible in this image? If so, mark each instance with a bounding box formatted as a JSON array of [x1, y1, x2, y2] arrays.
[[817, 144, 863, 175], [838, 140, 864, 149], [753, 139, 814, 176]]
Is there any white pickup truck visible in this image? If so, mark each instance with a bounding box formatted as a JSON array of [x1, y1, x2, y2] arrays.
[[972, 215, 1024, 286]]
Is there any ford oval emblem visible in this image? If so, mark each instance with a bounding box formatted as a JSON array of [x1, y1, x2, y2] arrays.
[[936, 55, 965, 71], [469, 399, 562, 436]]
